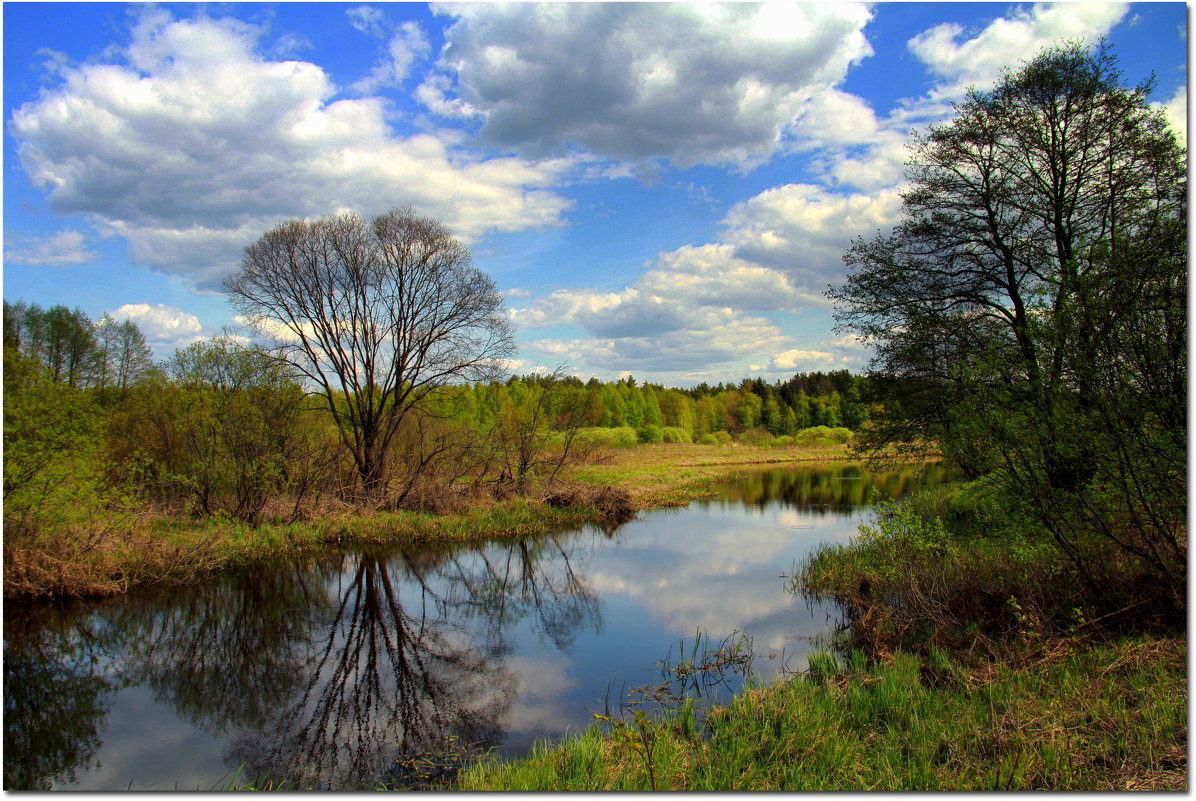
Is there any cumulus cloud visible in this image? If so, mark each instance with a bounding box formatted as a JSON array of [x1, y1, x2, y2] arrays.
[[347, 6, 388, 38], [423, 2, 873, 166], [788, 4, 1131, 194], [4, 229, 95, 266], [908, 3, 1129, 100], [110, 303, 202, 342], [1153, 85, 1187, 141], [10, 10, 572, 290], [722, 183, 904, 287], [510, 240, 820, 375], [524, 313, 790, 376], [769, 349, 837, 369], [513, 245, 818, 335], [508, 177, 900, 380]]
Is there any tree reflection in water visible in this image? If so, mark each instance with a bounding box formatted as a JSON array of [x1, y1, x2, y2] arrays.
[[228, 552, 515, 789], [114, 563, 332, 735], [4, 532, 605, 790], [3, 605, 112, 790], [432, 532, 603, 654], [718, 462, 956, 514]]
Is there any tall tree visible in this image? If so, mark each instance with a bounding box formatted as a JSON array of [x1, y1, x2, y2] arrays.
[[830, 42, 1185, 599], [94, 314, 153, 401], [225, 207, 515, 498]]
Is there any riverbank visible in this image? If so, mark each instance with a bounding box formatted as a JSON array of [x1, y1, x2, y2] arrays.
[[457, 634, 1186, 791], [453, 473, 1187, 792], [4, 442, 853, 601]]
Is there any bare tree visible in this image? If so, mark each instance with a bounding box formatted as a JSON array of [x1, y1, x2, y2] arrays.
[[94, 314, 153, 402], [224, 207, 515, 499]]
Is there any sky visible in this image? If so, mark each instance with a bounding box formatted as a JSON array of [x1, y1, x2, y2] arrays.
[[3, 2, 1188, 386]]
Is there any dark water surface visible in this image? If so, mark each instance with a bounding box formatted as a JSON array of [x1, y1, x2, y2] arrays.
[[4, 462, 950, 790]]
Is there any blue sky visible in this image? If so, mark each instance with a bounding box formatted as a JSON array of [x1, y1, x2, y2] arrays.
[[3, 2, 1187, 385]]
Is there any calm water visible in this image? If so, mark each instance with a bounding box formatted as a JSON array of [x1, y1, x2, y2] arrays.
[[4, 462, 950, 790]]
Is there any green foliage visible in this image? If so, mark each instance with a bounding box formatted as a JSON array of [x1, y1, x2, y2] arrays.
[[108, 338, 324, 524], [659, 426, 689, 443], [3, 353, 111, 537], [793, 426, 853, 447], [573, 426, 639, 448], [736, 426, 773, 447], [636, 424, 664, 444], [830, 43, 1186, 608]]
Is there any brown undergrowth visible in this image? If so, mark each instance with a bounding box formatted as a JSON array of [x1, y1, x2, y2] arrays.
[[5, 443, 847, 600]]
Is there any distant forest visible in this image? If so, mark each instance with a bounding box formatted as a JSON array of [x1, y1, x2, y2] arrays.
[[4, 299, 870, 446]]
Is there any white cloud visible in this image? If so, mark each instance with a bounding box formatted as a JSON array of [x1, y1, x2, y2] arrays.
[[270, 32, 312, 58], [509, 240, 820, 376], [908, 3, 1129, 100], [11, 11, 573, 291], [508, 176, 902, 380], [350, 13, 432, 93], [110, 303, 202, 342], [523, 313, 790, 376], [4, 229, 95, 266], [790, 4, 1132, 196], [770, 349, 837, 370], [1153, 85, 1187, 142], [722, 183, 904, 288], [347, 6, 387, 38], [423, 2, 873, 166], [231, 314, 312, 344]]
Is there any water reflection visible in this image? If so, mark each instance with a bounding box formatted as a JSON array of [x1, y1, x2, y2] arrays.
[[227, 553, 512, 789], [3, 606, 112, 790], [3, 462, 940, 790], [716, 461, 955, 513]]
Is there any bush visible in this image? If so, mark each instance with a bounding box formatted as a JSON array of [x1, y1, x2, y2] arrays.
[[637, 424, 664, 444], [794, 426, 853, 447], [698, 431, 733, 446], [737, 426, 774, 447], [660, 426, 689, 443], [574, 426, 639, 448], [796, 487, 1099, 660]]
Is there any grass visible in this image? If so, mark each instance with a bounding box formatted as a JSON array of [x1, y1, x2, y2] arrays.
[[3, 441, 854, 600], [456, 475, 1186, 792], [563, 441, 853, 508], [457, 635, 1187, 791]]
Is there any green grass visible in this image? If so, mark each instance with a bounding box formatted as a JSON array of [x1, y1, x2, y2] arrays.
[[563, 441, 854, 508], [457, 636, 1186, 791]]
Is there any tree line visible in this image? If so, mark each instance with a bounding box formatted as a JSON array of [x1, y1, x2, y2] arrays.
[[486, 370, 869, 441], [3, 296, 864, 537]]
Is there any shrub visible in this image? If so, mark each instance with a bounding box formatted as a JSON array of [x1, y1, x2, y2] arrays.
[[660, 426, 689, 443], [793, 426, 853, 447], [574, 426, 639, 448], [737, 426, 774, 447], [796, 489, 1093, 659], [699, 432, 733, 446], [637, 424, 664, 444]]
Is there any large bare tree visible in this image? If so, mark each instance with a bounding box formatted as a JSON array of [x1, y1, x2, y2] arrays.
[[224, 207, 515, 497]]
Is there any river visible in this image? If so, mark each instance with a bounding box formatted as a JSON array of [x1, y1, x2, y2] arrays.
[[3, 461, 950, 790]]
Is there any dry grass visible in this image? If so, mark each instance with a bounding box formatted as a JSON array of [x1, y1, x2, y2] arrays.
[[5, 443, 854, 600]]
